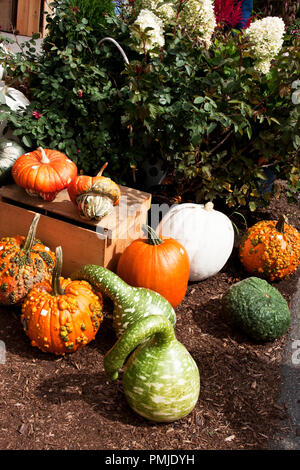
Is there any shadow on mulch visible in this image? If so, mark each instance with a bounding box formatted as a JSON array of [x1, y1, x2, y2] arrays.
[[0, 183, 299, 450]]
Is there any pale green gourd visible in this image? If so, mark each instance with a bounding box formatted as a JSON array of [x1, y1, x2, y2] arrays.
[[71, 264, 176, 337], [104, 315, 200, 422]]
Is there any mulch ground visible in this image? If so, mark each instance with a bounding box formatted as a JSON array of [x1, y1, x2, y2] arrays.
[[0, 180, 299, 450]]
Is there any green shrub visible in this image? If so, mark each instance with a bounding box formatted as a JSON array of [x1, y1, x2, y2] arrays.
[[0, 0, 299, 210]]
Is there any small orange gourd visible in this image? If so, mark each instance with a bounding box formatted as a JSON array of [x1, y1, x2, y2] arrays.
[[21, 246, 103, 355], [67, 162, 121, 221], [239, 215, 300, 281]]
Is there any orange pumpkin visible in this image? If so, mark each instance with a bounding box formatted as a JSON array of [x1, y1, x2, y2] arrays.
[[67, 162, 121, 221], [239, 215, 300, 281], [12, 147, 78, 201], [116, 224, 190, 308], [21, 246, 103, 355], [0, 213, 55, 305]]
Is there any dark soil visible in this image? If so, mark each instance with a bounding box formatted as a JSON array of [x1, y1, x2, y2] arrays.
[[0, 181, 299, 450]]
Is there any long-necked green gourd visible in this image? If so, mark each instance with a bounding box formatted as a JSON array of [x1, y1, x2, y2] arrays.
[[71, 265, 176, 337], [104, 315, 200, 422]]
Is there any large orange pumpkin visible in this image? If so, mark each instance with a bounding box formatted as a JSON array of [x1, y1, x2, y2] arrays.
[[239, 215, 300, 281], [0, 213, 55, 305], [12, 147, 78, 201], [21, 246, 103, 355], [116, 224, 190, 308]]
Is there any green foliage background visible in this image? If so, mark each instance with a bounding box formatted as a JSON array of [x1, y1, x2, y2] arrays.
[[0, 0, 299, 211]]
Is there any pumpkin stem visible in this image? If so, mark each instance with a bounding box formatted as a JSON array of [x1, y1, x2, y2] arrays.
[[204, 201, 214, 211], [142, 224, 163, 245], [23, 213, 40, 252], [52, 246, 65, 296], [97, 162, 108, 177], [38, 147, 50, 164], [104, 315, 176, 381], [275, 215, 286, 234]]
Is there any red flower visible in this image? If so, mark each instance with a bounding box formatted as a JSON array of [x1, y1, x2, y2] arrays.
[[32, 111, 42, 120], [214, 0, 243, 28]]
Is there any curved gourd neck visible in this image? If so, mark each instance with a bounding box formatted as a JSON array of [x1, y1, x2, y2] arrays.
[[104, 315, 176, 381], [71, 264, 130, 302]]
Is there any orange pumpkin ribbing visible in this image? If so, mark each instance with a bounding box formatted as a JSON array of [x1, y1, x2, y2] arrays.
[[12, 148, 77, 201], [67, 162, 121, 206], [117, 225, 190, 308], [239, 218, 300, 281]]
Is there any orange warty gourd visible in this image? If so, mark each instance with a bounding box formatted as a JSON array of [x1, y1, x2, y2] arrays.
[[67, 162, 121, 221], [116, 224, 190, 308], [0, 214, 55, 305], [21, 246, 103, 355], [12, 147, 78, 201], [239, 215, 300, 281]]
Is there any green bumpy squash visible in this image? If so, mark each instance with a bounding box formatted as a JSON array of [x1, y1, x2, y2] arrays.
[[221, 277, 291, 342]]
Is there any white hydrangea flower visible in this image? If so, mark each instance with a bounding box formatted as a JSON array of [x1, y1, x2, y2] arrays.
[[137, 0, 176, 23], [245, 17, 285, 74], [179, 0, 217, 47], [254, 59, 272, 75], [130, 9, 165, 55]]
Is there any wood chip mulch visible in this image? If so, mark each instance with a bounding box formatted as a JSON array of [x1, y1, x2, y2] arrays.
[[0, 181, 299, 450]]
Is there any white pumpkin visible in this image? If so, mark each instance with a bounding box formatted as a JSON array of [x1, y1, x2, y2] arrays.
[[0, 85, 30, 140], [156, 202, 234, 281]]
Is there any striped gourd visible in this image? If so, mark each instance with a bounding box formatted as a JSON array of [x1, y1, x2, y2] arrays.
[[76, 192, 114, 221], [104, 315, 200, 422], [71, 264, 176, 337]]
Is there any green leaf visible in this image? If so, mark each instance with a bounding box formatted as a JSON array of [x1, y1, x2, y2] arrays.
[[22, 135, 32, 147], [194, 97, 204, 104]]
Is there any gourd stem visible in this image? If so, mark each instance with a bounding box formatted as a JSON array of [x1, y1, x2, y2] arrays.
[[52, 246, 65, 296], [38, 147, 50, 164], [275, 215, 286, 234], [104, 315, 176, 381], [71, 264, 129, 303], [142, 224, 163, 246], [97, 162, 108, 177], [204, 201, 214, 211], [23, 213, 40, 252]]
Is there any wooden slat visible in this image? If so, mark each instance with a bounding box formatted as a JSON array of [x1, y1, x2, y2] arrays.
[[0, 0, 15, 32], [16, 0, 41, 36], [0, 201, 106, 275], [0, 184, 151, 237]]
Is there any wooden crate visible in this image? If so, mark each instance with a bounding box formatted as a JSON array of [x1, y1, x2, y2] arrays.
[[16, 0, 41, 36], [0, 0, 17, 32], [0, 184, 151, 275]]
